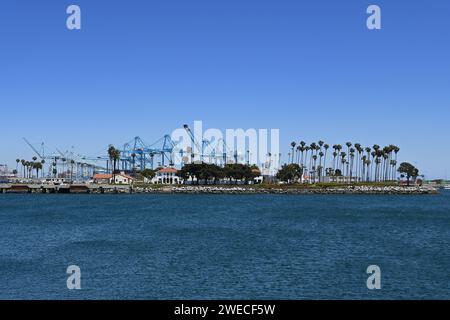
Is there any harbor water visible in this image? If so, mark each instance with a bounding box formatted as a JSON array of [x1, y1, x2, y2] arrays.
[[0, 191, 449, 299]]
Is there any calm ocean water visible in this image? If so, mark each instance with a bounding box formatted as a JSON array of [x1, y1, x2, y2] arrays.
[[0, 191, 449, 299]]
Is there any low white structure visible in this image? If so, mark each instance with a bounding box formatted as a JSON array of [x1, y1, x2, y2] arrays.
[[93, 172, 134, 185], [152, 167, 182, 184]]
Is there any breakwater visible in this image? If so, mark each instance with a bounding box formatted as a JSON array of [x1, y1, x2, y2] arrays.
[[136, 185, 438, 195], [0, 184, 438, 195]]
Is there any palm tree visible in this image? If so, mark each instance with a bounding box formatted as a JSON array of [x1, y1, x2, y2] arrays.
[[312, 155, 318, 182], [382, 148, 389, 181], [354, 143, 361, 181], [108, 145, 116, 174], [309, 143, 317, 174], [332, 151, 338, 180], [16, 159, 20, 173], [296, 146, 301, 164], [33, 162, 42, 179], [53, 157, 58, 178], [345, 142, 352, 174], [21, 159, 25, 178], [318, 151, 324, 182], [70, 160, 75, 180], [365, 159, 371, 182], [131, 153, 136, 173], [340, 152, 346, 178], [323, 144, 329, 179], [361, 155, 367, 181], [372, 145, 380, 181], [41, 160, 45, 178], [61, 158, 67, 179], [25, 161, 31, 178], [290, 141, 296, 164], [108, 145, 121, 184], [393, 146, 400, 180], [365, 147, 371, 181], [304, 146, 310, 172], [318, 140, 324, 166], [336, 144, 343, 169], [349, 148, 355, 182], [340, 156, 346, 180]]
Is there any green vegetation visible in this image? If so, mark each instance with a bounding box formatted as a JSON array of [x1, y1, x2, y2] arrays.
[[14, 158, 45, 179], [179, 163, 261, 185], [140, 169, 156, 180], [398, 162, 419, 186], [276, 164, 302, 183], [107, 145, 121, 183], [288, 140, 402, 183]]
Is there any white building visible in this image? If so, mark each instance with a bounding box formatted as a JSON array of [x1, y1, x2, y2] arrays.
[[92, 172, 134, 185], [151, 167, 182, 184]]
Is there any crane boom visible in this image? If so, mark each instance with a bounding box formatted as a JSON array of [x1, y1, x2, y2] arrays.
[[23, 138, 44, 159]]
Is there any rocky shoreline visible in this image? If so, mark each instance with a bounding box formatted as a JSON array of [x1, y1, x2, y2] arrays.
[[0, 183, 439, 195], [133, 185, 439, 195]]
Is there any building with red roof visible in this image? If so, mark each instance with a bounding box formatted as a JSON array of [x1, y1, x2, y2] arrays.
[[93, 172, 134, 185], [152, 167, 182, 184]]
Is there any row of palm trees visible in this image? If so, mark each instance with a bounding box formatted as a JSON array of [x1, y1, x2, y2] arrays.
[[15, 158, 45, 179], [15, 157, 83, 179], [288, 141, 400, 183], [107, 145, 122, 182]]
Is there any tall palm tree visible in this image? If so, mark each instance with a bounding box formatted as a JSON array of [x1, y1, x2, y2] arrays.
[[41, 160, 45, 178], [318, 151, 324, 182], [25, 161, 31, 178], [290, 141, 296, 164], [61, 158, 67, 179], [318, 140, 324, 167], [393, 146, 400, 181], [33, 162, 42, 179], [131, 153, 136, 173], [21, 159, 26, 178], [332, 145, 338, 173], [70, 160, 75, 180], [354, 143, 361, 181], [53, 157, 58, 178], [312, 155, 318, 182], [365, 159, 371, 182], [309, 143, 317, 175], [332, 151, 338, 180], [365, 147, 371, 181], [340, 156, 346, 180], [361, 155, 367, 182], [349, 148, 355, 182], [108, 145, 117, 174], [372, 145, 380, 181], [345, 142, 352, 174], [340, 152, 346, 177], [296, 146, 301, 164], [382, 148, 390, 181], [304, 146, 310, 173], [336, 144, 343, 169], [16, 159, 20, 173], [323, 144, 329, 179], [110, 148, 121, 184]]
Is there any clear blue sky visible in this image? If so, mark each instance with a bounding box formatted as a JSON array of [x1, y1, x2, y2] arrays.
[[1, 0, 449, 179]]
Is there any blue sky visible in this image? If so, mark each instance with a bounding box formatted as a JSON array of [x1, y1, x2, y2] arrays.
[[0, 0, 449, 179]]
